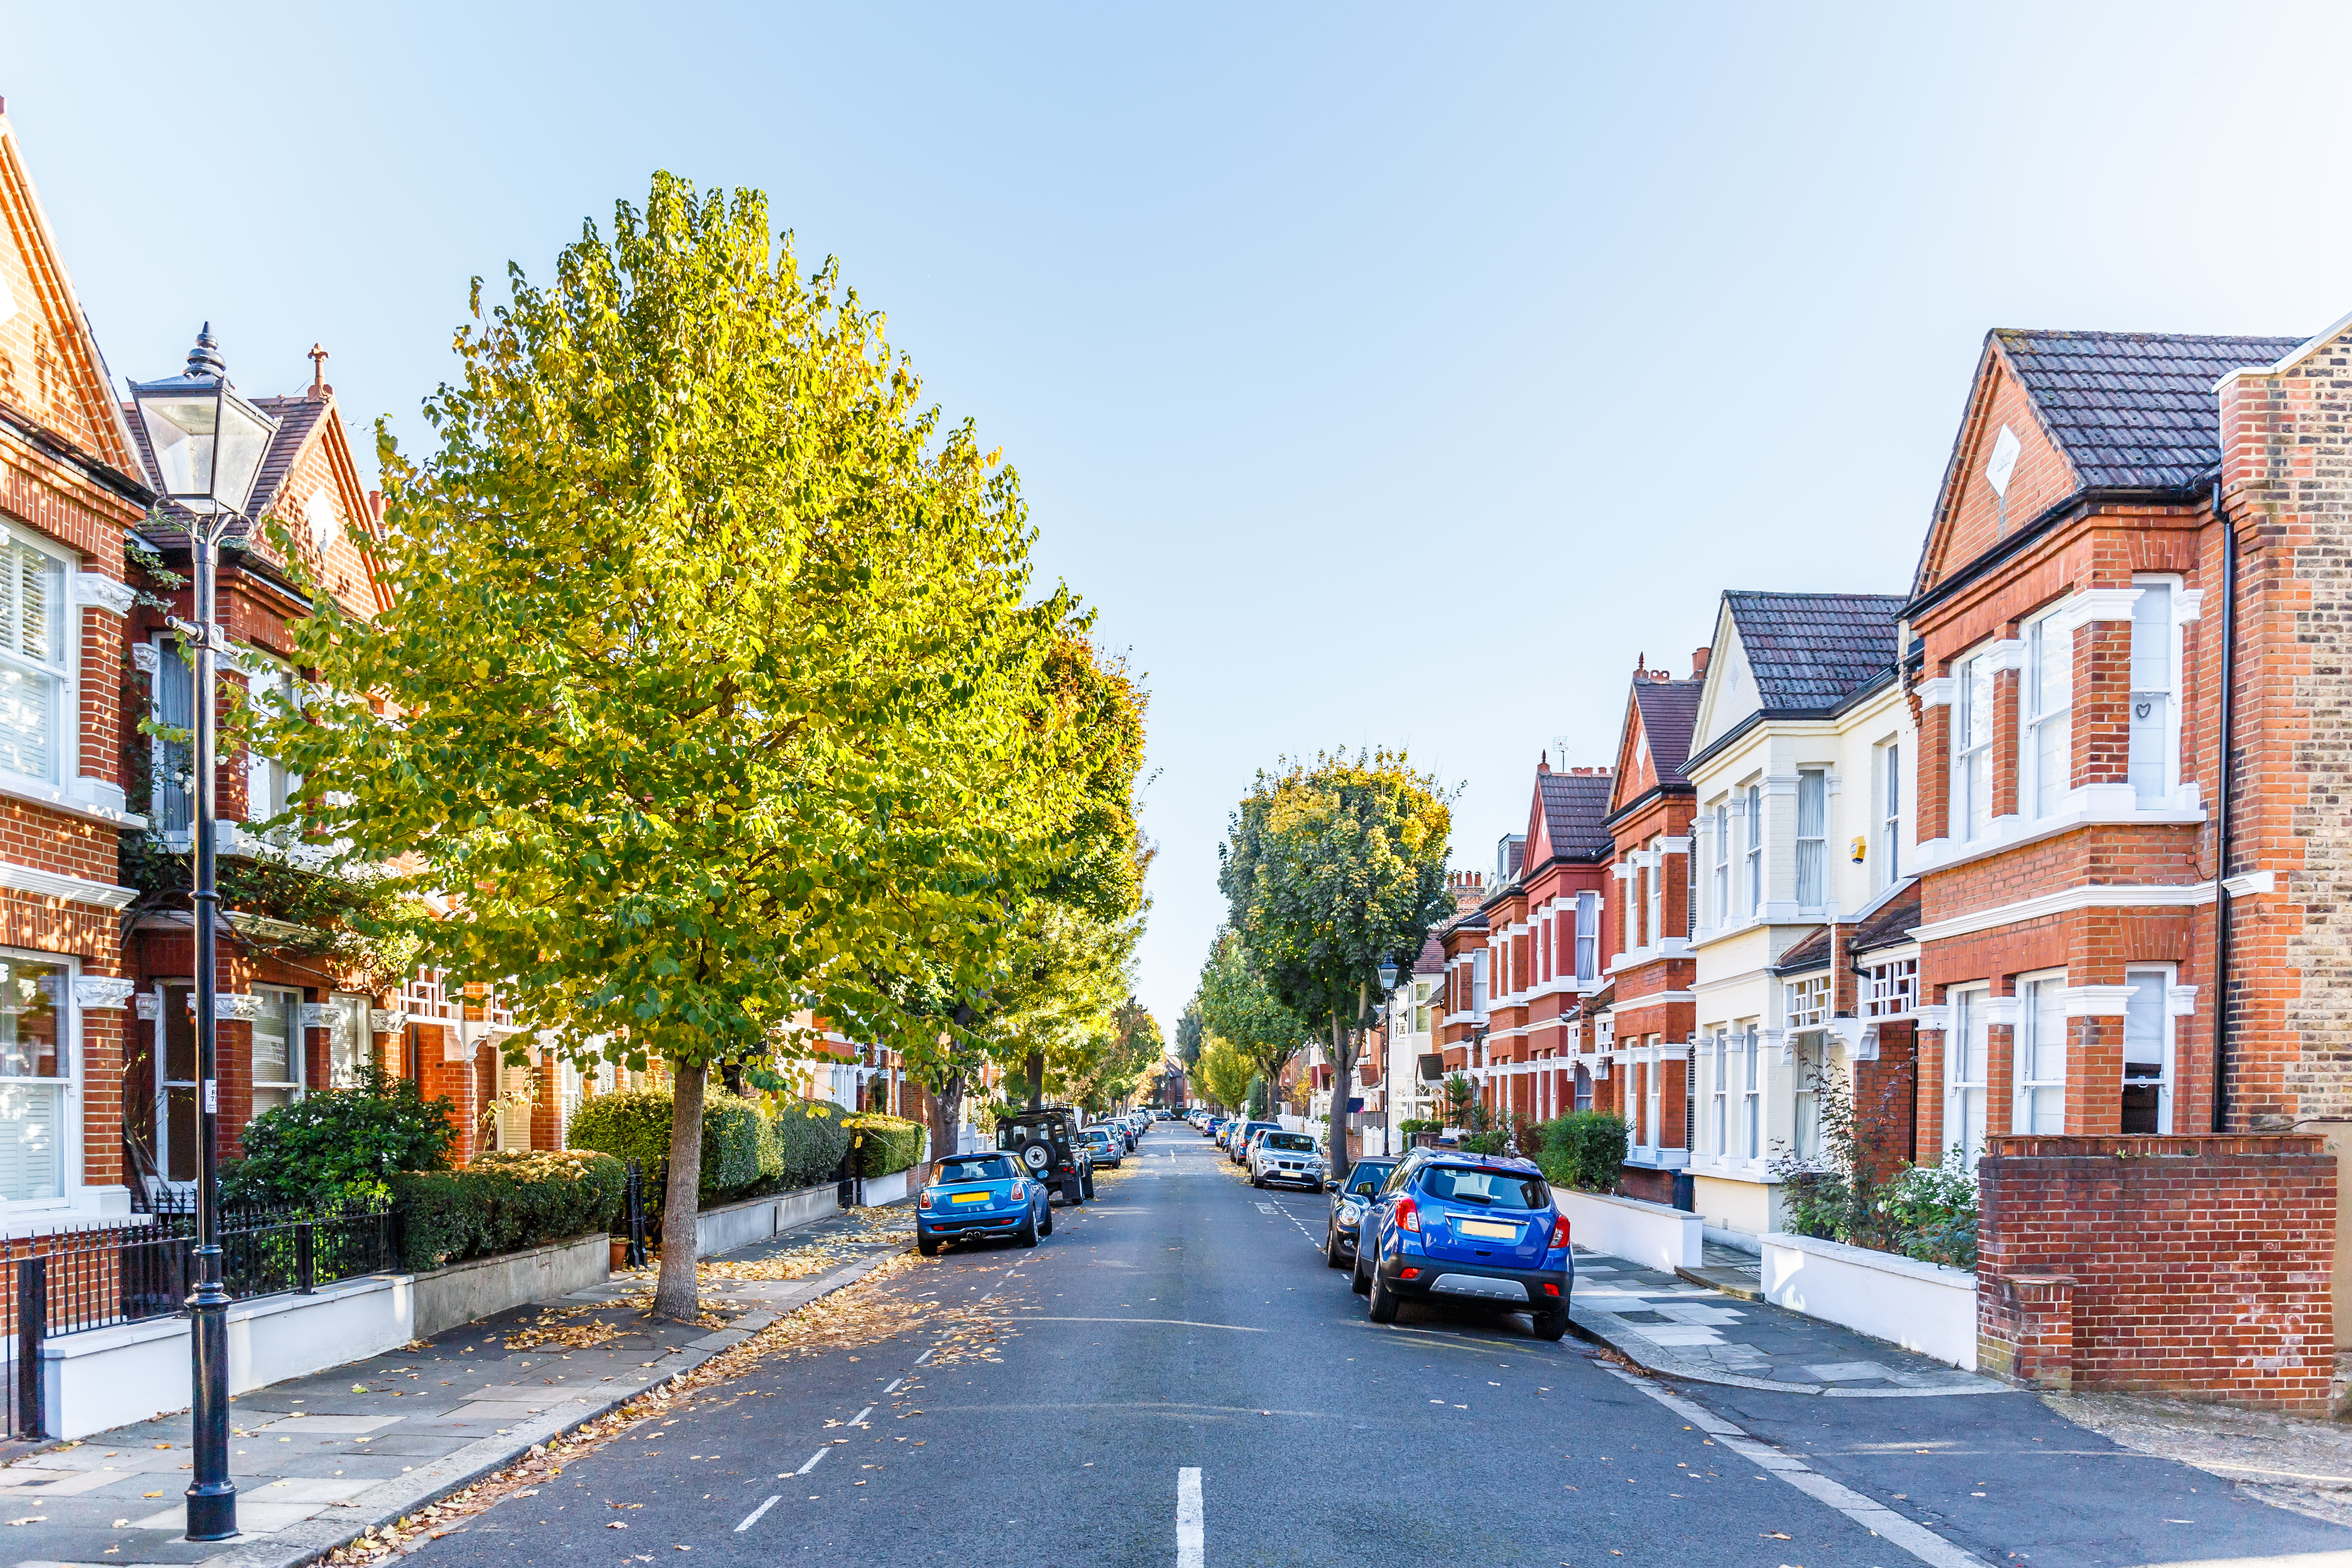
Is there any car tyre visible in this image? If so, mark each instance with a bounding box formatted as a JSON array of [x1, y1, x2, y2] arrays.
[[917, 1237, 940, 1257], [1251, 1173, 1266, 1188], [1325, 1228, 1347, 1269], [1083, 1171, 1097, 1200], [1367, 1265, 1400, 1324], [1063, 1175, 1083, 1206], [1039, 1204, 1054, 1238], [1017, 1210, 1040, 1249], [1350, 1248, 1372, 1296], [1531, 1304, 1569, 1341]]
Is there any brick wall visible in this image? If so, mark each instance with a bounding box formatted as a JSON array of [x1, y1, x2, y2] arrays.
[[1976, 1133, 2334, 1411]]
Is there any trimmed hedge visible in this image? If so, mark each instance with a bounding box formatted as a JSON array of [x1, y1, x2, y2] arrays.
[[566, 1089, 853, 1207], [394, 1149, 624, 1271], [1536, 1111, 1629, 1193], [220, 1066, 456, 1206], [773, 1099, 851, 1188], [843, 1113, 925, 1178]]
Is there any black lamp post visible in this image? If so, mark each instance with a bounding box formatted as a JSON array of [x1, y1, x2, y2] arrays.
[[128, 326, 279, 1545]]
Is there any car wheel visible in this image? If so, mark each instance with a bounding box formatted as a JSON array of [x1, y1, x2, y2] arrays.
[[1251, 1173, 1265, 1188], [1039, 1203, 1054, 1238], [1351, 1248, 1372, 1296], [1063, 1175, 1083, 1206], [1367, 1265, 1400, 1324], [1017, 1210, 1040, 1249], [1325, 1228, 1346, 1270], [918, 1237, 940, 1257], [1532, 1304, 1569, 1342], [1083, 1172, 1097, 1200]]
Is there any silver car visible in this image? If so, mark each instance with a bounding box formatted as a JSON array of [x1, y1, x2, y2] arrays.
[[1249, 1130, 1327, 1191]]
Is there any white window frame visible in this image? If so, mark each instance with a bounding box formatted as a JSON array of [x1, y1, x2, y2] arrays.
[[2122, 962, 2177, 1134], [1574, 891, 1599, 985], [1644, 839, 1663, 949], [2024, 608, 2073, 820], [1795, 769, 1827, 910], [0, 526, 72, 792], [1710, 1032, 1727, 1158], [1644, 1039, 1663, 1153], [326, 993, 372, 1088], [2128, 575, 2184, 806], [1876, 741, 1901, 889], [241, 653, 303, 835], [1954, 651, 1995, 842], [248, 982, 306, 1122], [2014, 968, 2068, 1135], [150, 633, 194, 836], [1947, 984, 1990, 1166], [0, 949, 77, 1211], [1740, 1025, 1761, 1161], [1711, 802, 1730, 925], [1470, 949, 1488, 1017], [1743, 783, 1763, 916]]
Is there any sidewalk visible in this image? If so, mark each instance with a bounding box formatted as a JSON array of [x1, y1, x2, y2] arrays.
[[1567, 1245, 2005, 1397], [0, 1205, 915, 1568]]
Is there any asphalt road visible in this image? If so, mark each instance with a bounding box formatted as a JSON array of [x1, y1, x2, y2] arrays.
[[398, 1124, 2352, 1568]]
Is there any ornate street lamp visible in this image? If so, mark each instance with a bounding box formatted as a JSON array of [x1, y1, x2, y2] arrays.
[[128, 326, 279, 1544]]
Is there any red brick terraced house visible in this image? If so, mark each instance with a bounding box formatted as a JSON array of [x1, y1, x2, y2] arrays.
[[1432, 870, 1490, 1119], [1464, 760, 1613, 1135], [0, 108, 151, 1231], [1598, 658, 1706, 1203], [1908, 322, 2352, 1409]]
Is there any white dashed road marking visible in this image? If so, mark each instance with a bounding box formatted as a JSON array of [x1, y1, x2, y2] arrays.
[[1176, 1467, 1204, 1568], [735, 1495, 780, 1531], [794, 1448, 829, 1476]]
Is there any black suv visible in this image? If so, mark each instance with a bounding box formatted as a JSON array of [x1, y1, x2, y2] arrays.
[[1323, 1157, 1399, 1269], [995, 1106, 1096, 1204]]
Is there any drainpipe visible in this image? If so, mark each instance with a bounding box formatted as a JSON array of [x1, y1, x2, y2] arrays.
[[2212, 477, 2237, 1134]]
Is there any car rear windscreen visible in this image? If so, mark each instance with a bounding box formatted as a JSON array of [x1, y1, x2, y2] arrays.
[[939, 1156, 1015, 1183], [1264, 1133, 1317, 1152], [1420, 1165, 1550, 1209]]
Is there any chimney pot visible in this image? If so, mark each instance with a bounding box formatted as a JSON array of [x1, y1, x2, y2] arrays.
[[1692, 646, 1711, 676]]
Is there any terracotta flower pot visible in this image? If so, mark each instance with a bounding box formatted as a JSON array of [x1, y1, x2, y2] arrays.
[[609, 1237, 629, 1272]]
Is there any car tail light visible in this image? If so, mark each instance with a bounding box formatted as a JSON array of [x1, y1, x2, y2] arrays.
[[1542, 1281, 1561, 1296], [1008, 1182, 1025, 1201], [1395, 1196, 1421, 1233], [1549, 1214, 1570, 1250], [917, 1191, 933, 1210], [1400, 1267, 1421, 1280]]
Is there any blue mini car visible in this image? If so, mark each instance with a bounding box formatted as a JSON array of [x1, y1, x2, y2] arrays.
[[1351, 1150, 1571, 1340], [916, 1152, 1051, 1254]]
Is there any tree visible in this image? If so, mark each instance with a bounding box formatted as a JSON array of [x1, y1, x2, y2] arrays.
[[1173, 1001, 1205, 1069], [1217, 750, 1453, 1181], [268, 175, 1091, 1321], [1192, 928, 1314, 1111], [1194, 1033, 1253, 1112]]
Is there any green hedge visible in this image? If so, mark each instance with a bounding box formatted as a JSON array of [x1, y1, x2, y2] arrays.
[[393, 1149, 625, 1270], [773, 1099, 852, 1188], [566, 1089, 853, 1207], [1535, 1111, 1628, 1193], [221, 1066, 456, 1205], [843, 1113, 925, 1177]]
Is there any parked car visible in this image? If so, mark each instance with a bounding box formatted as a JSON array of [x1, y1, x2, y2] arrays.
[[1228, 1120, 1283, 1164], [1249, 1130, 1327, 1191], [1351, 1150, 1571, 1340], [1081, 1125, 1124, 1168], [916, 1151, 1051, 1254], [1323, 1157, 1399, 1268], [995, 1106, 1096, 1203]]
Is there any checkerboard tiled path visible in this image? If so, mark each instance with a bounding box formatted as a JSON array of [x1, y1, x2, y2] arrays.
[[1568, 1246, 2002, 1397]]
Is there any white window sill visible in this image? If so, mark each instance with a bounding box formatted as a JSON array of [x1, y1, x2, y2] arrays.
[[1918, 788, 2206, 876], [0, 772, 147, 831], [1623, 1147, 1691, 1170]]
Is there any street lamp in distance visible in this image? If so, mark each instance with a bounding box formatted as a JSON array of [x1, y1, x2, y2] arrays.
[[127, 325, 280, 1546]]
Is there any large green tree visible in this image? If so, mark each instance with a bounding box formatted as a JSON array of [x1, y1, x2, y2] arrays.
[[1192, 928, 1313, 1113], [1217, 751, 1453, 1180], [267, 175, 1093, 1319]]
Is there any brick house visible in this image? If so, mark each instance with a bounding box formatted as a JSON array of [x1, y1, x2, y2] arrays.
[[1597, 658, 1705, 1202], [1908, 323, 2349, 1407], [1432, 870, 1490, 1121], [0, 107, 150, 1230]]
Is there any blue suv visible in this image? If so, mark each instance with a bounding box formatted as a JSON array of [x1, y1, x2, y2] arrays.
[[1351, 1150, 1571, 1340]]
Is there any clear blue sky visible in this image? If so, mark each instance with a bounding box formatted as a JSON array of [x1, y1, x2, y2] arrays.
[[9, 2, 2350, 1036]]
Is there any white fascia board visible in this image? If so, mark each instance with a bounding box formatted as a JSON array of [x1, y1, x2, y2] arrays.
[[1911, 881, 2218, 945]]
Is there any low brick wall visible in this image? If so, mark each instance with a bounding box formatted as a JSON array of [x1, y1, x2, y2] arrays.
[[1977, 1133, 2334, 1412]]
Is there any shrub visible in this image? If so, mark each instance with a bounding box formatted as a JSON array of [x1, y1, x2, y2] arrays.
[[1456, 1131, 1509, 1155], [1878, 1154, 1979, 1271], [221, 1066, 456, 1206], [1536, 1112, 1628, 1193], [773, 1099, 851, 1188], [843, 1113, 925, 1177], [564, 1087, 772, 1205], [394, 1149, 625, 1270]]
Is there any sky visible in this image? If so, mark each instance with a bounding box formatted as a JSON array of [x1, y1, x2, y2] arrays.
[[7, 2, 2352, 1035]]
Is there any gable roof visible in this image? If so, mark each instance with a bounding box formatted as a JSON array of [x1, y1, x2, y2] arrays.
[[1994, 329, 2302, 492], [1720, 591, 1902, 713], [1534, 769, 1614, 863], [1629, 677, 1703, 787], [1851, 879, 1921, 954], [125, 392, 334, 548]]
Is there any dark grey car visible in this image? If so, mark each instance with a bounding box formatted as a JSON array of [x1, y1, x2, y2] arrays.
[[1323, 1157, 1400, 1269]]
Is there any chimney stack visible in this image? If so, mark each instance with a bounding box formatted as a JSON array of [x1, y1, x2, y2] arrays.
[[1692, 646, 1711, 677]]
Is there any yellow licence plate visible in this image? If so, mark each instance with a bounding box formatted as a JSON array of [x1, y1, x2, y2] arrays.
[[951, 1192, 991, 1204], [1458, 1219, 1519, 1240]]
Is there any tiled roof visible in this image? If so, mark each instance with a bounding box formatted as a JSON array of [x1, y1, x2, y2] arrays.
[[1772, 925, 1832, 976], [1724, 591, 1904, 713], [1536, 770, 1614, 862], [1412, 935, 1446, 976], [1630, 677, 1703, 787], [1438, 907, 1488, 937], [123, 393, 333, 546], [1995, 329, 2303, 492], [1851, 880, 1921, 953]]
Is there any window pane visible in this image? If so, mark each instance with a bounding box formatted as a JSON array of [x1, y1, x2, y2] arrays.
[[0, 665, 54, 781], [251, 987, 294, 1086], [153, 642, 193, 833], [0, 1083, 60, 1200], [329, 995, 370, 1086], [2123, 973, 2166, 1068], [2130, 586, 2173, 802], [0, 960, 64, 1081], [1796, 772, 1825, 906]]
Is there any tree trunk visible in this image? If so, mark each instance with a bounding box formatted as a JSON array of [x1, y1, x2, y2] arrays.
[[1025, 1050, 1045, 1112], [1325, 1008, 1352, 1184], [936, 1068, 966, 1160], [652, 1060, 707, 1323]]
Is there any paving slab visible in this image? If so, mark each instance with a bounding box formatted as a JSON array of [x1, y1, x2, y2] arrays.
[[1567, 1243, 2004, 1397]]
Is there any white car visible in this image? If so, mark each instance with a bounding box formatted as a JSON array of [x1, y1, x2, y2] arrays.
[[1249, 1130, 1327, 1191]]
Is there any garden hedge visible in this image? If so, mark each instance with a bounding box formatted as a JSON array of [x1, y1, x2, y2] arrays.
[[565, 1088, 776, 1204], [393, 1149, 625, 1270], [843, 1113, 925, 1177], [773, 1099, 851, 1188], [1535, 1111, 1628, 1193]]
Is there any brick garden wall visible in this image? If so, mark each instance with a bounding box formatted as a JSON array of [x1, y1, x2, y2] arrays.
[[1976, 1133, 2334, 1411]]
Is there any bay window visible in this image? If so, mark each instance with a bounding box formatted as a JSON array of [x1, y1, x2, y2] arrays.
[[0, 533, 67, 785], [2121, 967, 2173, 1133], [1710, 1033, 1727, 1157], [1645, 840, 1663, 947], [244, 657, 302, 831], [2026, 612, 2073, 817], [0, 956, 66, 1203], [1947, 986, 1989, 1164], [1795, 769, 1826, 907], [1741, 1026, 1761, 1159], [2016, 972, 2067, 1135], [326, 993, 371, 1087]]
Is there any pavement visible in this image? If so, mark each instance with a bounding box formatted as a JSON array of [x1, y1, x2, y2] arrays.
[[238, 1123, 2352, 1568], [0, 1205, 916, 1568]]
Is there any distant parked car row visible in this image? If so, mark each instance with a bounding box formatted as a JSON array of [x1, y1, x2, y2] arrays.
[[1185, 1110, 1332, 1191], [917, 1105, 1160, 1256]]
